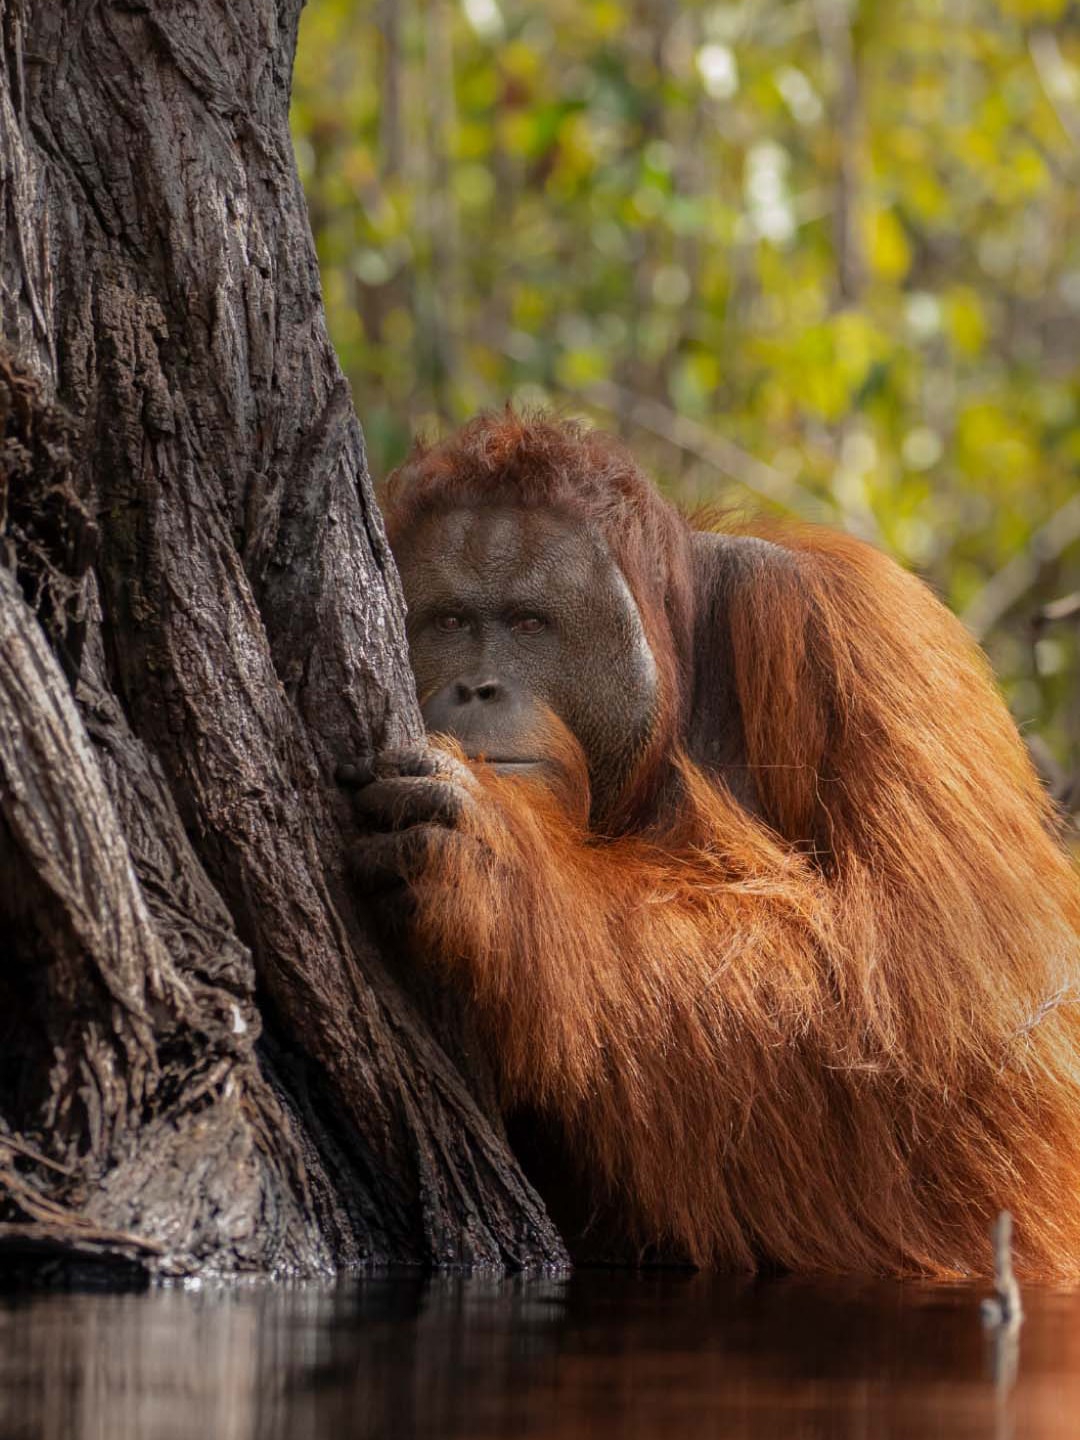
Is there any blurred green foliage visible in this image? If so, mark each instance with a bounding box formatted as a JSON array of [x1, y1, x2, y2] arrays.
[[292, 0, 1080, 781]]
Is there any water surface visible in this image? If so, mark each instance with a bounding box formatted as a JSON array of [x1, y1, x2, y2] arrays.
[[1, 1269, 1077, 1439]]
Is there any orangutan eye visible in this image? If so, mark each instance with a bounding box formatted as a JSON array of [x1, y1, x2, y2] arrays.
[[511, 614, 547, 635], [434, 613, 468, 633]]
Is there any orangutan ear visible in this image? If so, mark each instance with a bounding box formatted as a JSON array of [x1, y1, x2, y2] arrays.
[[686, 529, 832, 846]]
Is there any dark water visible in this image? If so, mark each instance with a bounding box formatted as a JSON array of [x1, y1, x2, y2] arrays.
[[0, 1269, 1076, 1440]]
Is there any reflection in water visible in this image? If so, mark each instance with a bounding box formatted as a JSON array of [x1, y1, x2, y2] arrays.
[[1, 1270, 1079, 1439]]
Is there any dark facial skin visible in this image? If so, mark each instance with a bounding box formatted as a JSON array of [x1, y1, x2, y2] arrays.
[[392, 505, 658, 823]]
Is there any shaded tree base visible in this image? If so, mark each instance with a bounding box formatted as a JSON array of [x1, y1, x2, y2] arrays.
[[0, 0, 566, 1280]]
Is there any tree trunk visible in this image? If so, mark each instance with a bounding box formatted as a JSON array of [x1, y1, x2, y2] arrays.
[[0, 0, 566, 1278]]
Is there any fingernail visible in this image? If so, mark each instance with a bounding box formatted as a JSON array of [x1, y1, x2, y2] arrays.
[[335, 758, 375, 787]]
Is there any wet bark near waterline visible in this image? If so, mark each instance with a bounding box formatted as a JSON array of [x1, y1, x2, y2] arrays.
[[0, 0, 565, 1277]]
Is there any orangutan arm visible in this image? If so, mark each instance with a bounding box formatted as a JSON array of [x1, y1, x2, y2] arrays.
[[347, 746, 825, 1096], [344, 745, 852, 1267]]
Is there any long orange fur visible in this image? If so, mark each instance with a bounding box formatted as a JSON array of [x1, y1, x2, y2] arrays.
[[385, 413, 1080, 1279]]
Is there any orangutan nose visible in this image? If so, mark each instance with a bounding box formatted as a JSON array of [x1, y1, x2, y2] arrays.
[[453, 678, 504, 705], [422, 677, 518, 739]]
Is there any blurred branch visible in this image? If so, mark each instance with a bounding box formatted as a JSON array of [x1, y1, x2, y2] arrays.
[[963, 494, 1080, 641], [377, 0, 404, 178], [420, 0, 461, 412], [1024, 733, 1079, 831], [1026, 733, 1072, 802], [814, 0, 864, 308], [1029, 30, 1080, 149], [578, 380, 833, 520], [1036, 592, 1080, 626]]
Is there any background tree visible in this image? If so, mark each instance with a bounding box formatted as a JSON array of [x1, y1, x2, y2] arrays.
[[0, 0, 564, 1277], [293, 0, 1080, 799]]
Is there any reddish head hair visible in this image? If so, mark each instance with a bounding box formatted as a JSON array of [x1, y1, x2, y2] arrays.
[[384, 411, 696, 825]]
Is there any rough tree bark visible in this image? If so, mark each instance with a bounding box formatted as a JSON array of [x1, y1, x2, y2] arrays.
[[0, 0, 566, 1277]]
